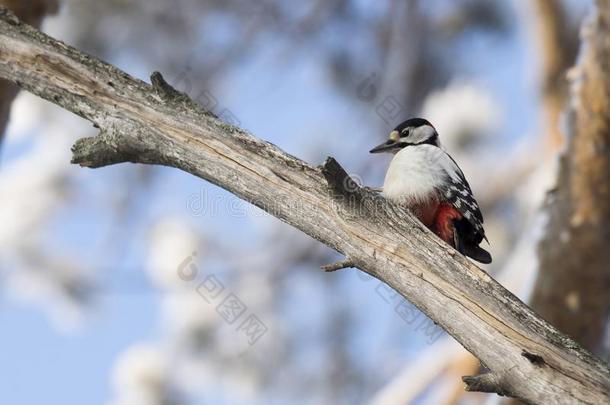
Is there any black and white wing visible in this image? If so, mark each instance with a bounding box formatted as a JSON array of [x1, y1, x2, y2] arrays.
[[436, 151, 487, 241]]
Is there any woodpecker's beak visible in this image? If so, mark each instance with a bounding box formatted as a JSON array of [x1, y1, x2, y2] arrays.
[[370, 130, 400, 153]]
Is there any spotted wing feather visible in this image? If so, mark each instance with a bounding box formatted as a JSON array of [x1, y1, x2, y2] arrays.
[[436, 152, 486, 241]]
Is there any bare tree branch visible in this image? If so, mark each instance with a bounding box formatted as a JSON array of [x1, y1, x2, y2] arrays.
[[0, 0, 57, 142], [320, 258, 354, 272], [0, 8, 608, 404], [533, 0, 610, 356]]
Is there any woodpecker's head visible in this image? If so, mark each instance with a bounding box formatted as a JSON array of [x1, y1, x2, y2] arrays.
[[369, 118, 439, 154]]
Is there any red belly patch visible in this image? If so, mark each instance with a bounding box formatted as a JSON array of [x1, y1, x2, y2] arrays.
[[409, 198, 462, 245], [434, 203, 462, 244]]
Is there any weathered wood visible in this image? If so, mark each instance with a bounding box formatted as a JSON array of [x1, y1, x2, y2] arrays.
[[0, 7, 608, 404], [532, 0, 610, 355], [0, 0, 57, 142]]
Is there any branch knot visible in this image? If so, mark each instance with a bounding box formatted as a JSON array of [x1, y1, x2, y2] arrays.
[[462, 372, 508, 396], [150, 71, 189, 102]]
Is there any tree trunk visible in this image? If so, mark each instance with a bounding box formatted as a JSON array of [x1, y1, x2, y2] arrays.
[[530, 0, 577, 151], [532, 0, 610, 356]]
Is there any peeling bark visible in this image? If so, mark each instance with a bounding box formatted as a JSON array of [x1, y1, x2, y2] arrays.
[[533, 0, 610, 356], [0, 8, 608, 403]]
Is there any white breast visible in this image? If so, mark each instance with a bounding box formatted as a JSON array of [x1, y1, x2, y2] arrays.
[[383, 145, 448, 203]]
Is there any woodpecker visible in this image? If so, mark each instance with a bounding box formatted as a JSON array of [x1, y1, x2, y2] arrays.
[[370, 118, 492, 264]]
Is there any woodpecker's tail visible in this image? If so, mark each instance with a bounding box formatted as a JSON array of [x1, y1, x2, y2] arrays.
[[453, 229, 492, 264], [463, 245, 492, 264]]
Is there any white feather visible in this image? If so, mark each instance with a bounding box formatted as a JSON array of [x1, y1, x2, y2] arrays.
[[405, 124, 436, 144], [382, 145, 460, 203]]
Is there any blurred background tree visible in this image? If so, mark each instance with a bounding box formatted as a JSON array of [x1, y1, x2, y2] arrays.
[[0, 1, 606, 405]]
